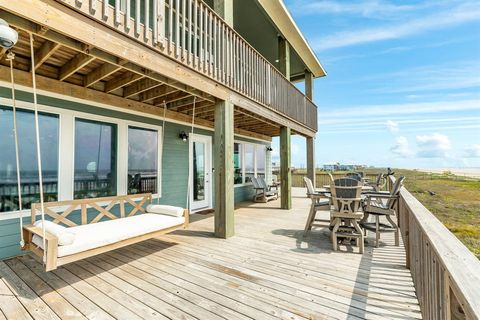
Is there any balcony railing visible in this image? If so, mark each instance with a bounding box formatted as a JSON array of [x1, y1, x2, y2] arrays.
[[391, 176, 480, 319], [55, 0, 318, 131]]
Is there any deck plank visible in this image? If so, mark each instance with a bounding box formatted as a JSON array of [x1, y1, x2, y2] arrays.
[[1, 188, 421, 320], [5, 258, 86, 320]]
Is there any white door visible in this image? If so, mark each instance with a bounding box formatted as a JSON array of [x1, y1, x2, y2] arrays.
[[189, 134, 212, 211]]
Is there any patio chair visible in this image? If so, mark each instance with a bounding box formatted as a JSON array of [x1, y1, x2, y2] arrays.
[[361, 176, 405, 247], [251, 177, 278, 203], [303, 177, 331, 235], [258, 176, 279, 195], [330, 178, 364, 253], [368, 173, 387, 192]]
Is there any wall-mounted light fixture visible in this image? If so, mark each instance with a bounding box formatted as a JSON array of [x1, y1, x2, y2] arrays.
[[179, 131, 189, 142], [266, 146, 273, 152]]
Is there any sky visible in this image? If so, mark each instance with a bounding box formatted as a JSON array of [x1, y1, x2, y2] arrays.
[[272, 0, 480, 169]]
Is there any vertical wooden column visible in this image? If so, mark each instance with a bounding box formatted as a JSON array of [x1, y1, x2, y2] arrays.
[[306, 137, 316, 188], [280, 126, 292, 209], [305, 69, 314, 100], [214, 99, 235, 238], [305, 69, 315, 187], [278, 36, 290, 80], [214, 0, 233, 26]]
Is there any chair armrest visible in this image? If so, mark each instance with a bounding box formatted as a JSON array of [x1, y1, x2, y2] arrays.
[[365, 194, 399, 200], [23, 225, 58, 243]]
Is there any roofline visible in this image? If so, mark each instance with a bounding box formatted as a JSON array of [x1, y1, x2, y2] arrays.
[[256, 0, 327, 78]]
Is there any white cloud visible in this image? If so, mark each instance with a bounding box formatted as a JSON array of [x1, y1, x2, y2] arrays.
[[390, 136, 412, 158], [312, 2, 480, 51], [464, 144, 480, 158], [386, 120, 399, 133], [416, 133, 451, 158]]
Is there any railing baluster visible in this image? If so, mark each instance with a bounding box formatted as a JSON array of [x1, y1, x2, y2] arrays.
[[193, 0, 198, 67], [144, 0, 150, 40], [199, 2, 203, 69], [181, 0, 186, 60], [168, 0, 173, 53], [153, 0, 158, 44], [102, 0, 108, 20], [114, 0, 120, 25], [90, 0, 96, 14], [213, 15, 217, 79], [203, 6, 208, 73], [135, 0, 140, 36], [125, 0, 131, 31], [209, 11, 213, 76], [175, 0, 180, 57], [158, 0, 165, 47], [187, 0, 192, 64]]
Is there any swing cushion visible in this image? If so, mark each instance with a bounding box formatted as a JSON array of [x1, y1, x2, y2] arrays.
[[33, 220, 75, 246], [32, 213, 185, 257], [146, 204, 184, 217]]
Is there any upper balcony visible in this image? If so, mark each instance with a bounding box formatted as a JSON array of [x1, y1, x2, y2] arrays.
[[21, 0, 320, 134]]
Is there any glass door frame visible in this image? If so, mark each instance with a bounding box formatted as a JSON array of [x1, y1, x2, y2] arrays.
[[189, 133, 212, 212]]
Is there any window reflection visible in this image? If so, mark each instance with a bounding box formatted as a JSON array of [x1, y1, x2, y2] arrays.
[[244, 144, 255, 183], [234, 143, 243, 184], [256, 146, 266, 179], [74, 119, 117, 199], [0, 107, 59, 212], [128, 126, 158, 195]]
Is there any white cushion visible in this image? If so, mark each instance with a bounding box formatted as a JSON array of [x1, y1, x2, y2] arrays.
[[146, 204, 184, 217], [33, 220, 75, 246], [32, 213, 184, 257]]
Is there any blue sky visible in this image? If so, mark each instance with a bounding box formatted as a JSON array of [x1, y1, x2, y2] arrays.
[[272, 0, 480, 169]]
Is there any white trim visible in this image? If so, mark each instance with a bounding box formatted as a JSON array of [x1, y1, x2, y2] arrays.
[[0, 83, 271, 143], [189, 133, 213, 212], [58, 113, 74, 201], [125, 122, 163, 199]]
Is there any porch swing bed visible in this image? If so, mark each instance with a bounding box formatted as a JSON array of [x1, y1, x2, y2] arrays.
[[22, 194, 189, 271]]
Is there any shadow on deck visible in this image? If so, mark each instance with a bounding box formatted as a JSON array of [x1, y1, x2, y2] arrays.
[[0, 188, 421, 319]]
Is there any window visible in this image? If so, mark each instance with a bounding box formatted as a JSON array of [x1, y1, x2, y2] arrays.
[[244, 144, 255, 183], [128, 126, 159, 195], [234, 143, 243, 184], [74, 119, 117, 199], [0, 107, 59, 212], [256, 146, 266, 179]]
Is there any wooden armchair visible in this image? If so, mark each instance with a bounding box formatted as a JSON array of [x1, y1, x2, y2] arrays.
[[303, 177, 331, 235], [252, 177, 278, 203], [361, 176, 405, 247], [330, 178, 364, 253]]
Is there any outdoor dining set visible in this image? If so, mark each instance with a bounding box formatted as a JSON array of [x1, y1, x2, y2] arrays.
[[303, 172, 405, 253]]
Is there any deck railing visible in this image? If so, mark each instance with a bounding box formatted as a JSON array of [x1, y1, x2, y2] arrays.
[[391, 176, 480, 320], [55, 0, 317, 131]]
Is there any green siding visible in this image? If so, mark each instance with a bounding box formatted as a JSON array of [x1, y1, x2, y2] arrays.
[[0, 87, 270, 260]]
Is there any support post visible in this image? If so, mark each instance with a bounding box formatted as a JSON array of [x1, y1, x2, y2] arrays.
[[305, 69, 314, 100], [214, 99, 234, 238], [213, 0, 233, 26], [306, 136, 316, 188], [280, 126, 291, 209], [278, 36, 290, 80]]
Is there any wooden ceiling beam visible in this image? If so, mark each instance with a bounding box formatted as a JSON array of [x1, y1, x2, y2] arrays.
[[33, 40, 60, 70], [84, 62, 122, 87], [59, 52, 95, 81], [104, 72, 144, 93], [123, 78, 161, 98], [139, 85, 177, 102], [159, 91, 192, 105]]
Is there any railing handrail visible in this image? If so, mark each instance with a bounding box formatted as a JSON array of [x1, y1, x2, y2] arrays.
[[53, 0, 317, 131], [391, 175, 480, 319]]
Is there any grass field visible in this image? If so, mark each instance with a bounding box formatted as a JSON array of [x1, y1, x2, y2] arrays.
[[392, 169, 480, 259]]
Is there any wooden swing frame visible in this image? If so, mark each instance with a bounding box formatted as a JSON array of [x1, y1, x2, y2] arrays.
[[22, 193, 189, 271]]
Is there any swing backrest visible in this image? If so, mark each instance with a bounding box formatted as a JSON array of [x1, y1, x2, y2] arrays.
[[30, 193, 152, 227]]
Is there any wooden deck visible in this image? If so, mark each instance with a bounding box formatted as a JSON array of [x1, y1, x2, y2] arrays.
[[0, 188, 421, 320]]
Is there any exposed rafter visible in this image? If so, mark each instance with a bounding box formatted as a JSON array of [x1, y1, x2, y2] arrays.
[[139, 85, 177, 102], [104, 73, 144, 93], [123, 78, 161, 98], [33, 40, 60, 70], [59, 52, 95, 81], [84, 62, 123, 87]]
